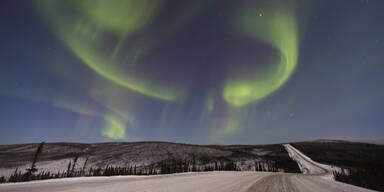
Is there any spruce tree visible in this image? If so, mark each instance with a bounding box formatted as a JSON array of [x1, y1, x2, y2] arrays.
[[24, 142, 45, 180], [66, 162, 72, 177]]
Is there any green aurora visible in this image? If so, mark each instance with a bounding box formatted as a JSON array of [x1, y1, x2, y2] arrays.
[[223, 2, 298, 107], [36, 0, 299, 139], [1, 0, 383, 144]]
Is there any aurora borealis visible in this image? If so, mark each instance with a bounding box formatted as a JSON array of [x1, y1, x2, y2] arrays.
[[1, 0, 383, 144]]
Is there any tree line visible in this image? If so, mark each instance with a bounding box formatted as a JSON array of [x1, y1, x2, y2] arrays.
[[333, 166, 384, 191]]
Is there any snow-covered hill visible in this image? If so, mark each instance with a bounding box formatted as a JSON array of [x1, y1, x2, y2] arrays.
[[0, 142, 299, 178]]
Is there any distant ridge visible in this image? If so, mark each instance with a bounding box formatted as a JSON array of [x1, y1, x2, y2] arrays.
[[312, 139, 384, 145]]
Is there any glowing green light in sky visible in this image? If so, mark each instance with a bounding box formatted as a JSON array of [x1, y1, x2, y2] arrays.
[[35, 0, 300, 140], [199, 96, 215, 122], [38, 0, 181, 101], [224, 2, 298, 107], [78, 0, 159, 34], [102, 115, 126, 139], [90, 84, 136, 128], [52, 98, 96, 117]]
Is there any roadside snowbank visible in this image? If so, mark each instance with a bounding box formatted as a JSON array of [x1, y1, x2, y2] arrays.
[[283, 144, 341, 180]]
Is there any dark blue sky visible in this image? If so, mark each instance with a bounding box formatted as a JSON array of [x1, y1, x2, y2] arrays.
[[0, 0, 383, 144]]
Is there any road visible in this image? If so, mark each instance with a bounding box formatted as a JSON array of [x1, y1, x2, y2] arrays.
[[0, 145, 376, 192], [0, 171, 375, 192]]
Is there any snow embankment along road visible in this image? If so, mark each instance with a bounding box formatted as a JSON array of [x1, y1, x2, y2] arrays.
[[0, 171, 375, 192], [283, 144, 341, 180]]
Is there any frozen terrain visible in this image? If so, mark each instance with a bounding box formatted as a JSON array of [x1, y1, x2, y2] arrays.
[[284, 144, 341, 180], [0, 144, 375, 192], [0, 171, 375, 192], [0, 142, 300, 178]]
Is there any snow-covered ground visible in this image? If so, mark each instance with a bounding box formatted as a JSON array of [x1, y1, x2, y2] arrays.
[[0, 145, 376, 192], [0, 142, 285, 178], [0, 157, 87, 179], [0, 171, 375, 192], [283, 144, 342, 180]]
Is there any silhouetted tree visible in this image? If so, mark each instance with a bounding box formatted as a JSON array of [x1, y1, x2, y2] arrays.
[[70, 155, 79, 177], [8, 168, 22, 182], [81, 157, 89, 176], [66, 161, 72, 177], [0, 176, 6, 183], [24, 142, 44, 180]]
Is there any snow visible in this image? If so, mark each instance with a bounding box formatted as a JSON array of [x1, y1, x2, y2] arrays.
[[0, 158, 87, 178], [0, 171, 374, 192], [283, 144, 342, 180], [0, 143, 374, 191], [0, 142, 234, 178]]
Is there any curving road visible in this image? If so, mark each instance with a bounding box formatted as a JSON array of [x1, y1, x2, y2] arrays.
[[0, 145, 376, 192]]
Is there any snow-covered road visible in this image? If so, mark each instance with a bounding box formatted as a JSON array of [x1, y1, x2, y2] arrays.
[[0, 171, 375, 192]]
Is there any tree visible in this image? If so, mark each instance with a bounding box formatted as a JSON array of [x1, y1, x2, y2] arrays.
[[66, 161, 72, 177], [70, 155, 79, 177], [0, 176, 6, 183], [8, 168, 22, 182], [81, 157, 89, 176], [24, 142, 45, 180]]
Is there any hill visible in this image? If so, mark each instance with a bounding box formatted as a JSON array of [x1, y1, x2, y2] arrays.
[[0, 142, 300, 179]]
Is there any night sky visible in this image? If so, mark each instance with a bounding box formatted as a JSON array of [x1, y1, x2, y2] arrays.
[[1, 0, 383, 144]]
